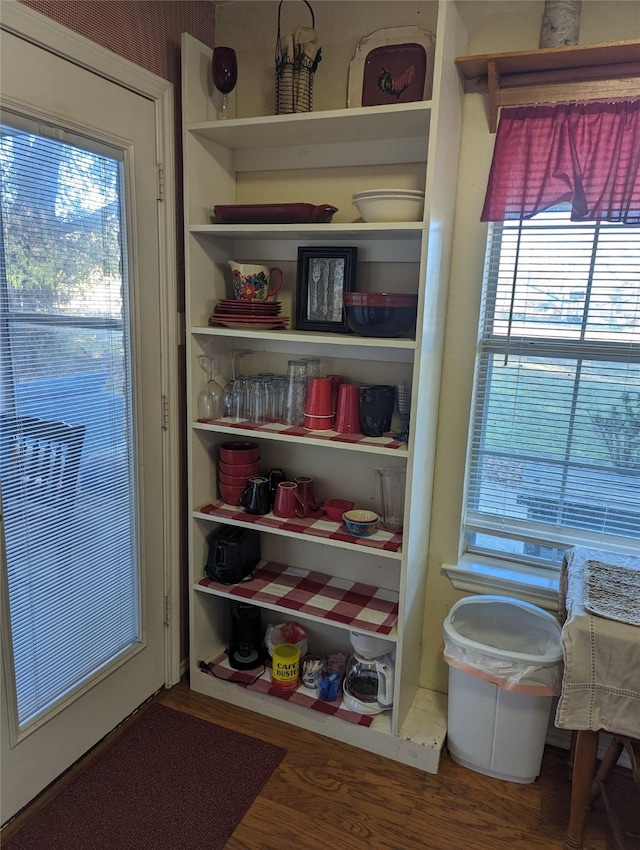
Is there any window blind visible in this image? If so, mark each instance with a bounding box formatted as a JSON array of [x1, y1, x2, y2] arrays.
[[0, 119, 139, 728], [465, 208, 640, 568]]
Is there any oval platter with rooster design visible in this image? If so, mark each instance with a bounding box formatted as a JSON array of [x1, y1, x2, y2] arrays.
[[347, 26, 435, 108]]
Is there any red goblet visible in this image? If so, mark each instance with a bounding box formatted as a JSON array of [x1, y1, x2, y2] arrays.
[[212, 46, 237, 120]]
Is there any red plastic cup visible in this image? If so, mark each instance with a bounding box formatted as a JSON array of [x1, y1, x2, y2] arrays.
[[334, 384, 362, 434], [304, 413, 334, 431], [327, 375, 345, 413], [304, 377, 333, 416]]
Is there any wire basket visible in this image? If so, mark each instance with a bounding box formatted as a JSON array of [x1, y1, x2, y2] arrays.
[[275, 0, 321, 114]]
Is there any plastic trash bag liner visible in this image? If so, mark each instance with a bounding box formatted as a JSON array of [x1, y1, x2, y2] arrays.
[[265, 622, 308, 659], [443, 595, 563, 695]]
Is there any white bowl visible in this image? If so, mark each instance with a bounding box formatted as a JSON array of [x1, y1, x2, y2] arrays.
[[353, 189, 424, 200], [353, 194, 425, 223]]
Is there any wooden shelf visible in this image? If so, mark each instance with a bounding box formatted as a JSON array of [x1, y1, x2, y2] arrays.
[[195, 501, 403, 558], [190, 325, 417, 351], [182, 1, 467, 765], [193, 418, 410, 456], [189, 222, 425, 241], [455, 40, 640, 132], [199, 655, 380, 728], [187, 101, 431, 151], [196, 560, 399, 636]]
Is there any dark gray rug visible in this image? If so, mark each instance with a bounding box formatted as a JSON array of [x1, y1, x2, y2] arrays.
[[5, 702, 285, 849]]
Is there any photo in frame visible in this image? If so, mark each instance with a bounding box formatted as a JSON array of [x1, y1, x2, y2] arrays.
[[295, 247, 358, 333]]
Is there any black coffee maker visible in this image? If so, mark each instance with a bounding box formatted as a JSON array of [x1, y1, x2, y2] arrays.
[[228, 602, 263, 670]]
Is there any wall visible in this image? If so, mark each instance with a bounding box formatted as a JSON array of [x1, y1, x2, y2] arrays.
[[422, 0, 640, 694], [20, 1, 214, 82], [19, 0, 217, 659]]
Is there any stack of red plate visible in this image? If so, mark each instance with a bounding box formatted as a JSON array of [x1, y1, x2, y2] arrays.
[[209, 299, 288, 329]]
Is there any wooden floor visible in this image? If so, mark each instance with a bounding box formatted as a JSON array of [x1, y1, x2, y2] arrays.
[[4, 679, 639, 850]]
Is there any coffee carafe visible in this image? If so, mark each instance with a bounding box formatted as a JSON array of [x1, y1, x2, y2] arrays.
[[342, 631, 395, 714]]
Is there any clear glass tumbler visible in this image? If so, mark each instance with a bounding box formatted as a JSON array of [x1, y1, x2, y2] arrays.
[[376, 466, 406, 533], [284, 360, 308, 426]]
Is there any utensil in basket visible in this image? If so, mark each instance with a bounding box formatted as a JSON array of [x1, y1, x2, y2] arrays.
[[275, 0, 322, 114]]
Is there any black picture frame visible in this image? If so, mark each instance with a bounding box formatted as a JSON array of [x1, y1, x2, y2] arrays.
[[295, 247, 358, 333]]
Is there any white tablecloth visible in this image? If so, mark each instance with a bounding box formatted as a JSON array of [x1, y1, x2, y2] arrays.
[[555, 546, 640, 738]]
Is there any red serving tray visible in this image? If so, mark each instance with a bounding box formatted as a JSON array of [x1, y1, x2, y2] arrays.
[[212, 203, 338, 224]]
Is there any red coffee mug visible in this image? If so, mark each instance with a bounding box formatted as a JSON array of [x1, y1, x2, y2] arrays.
[[273, 481, 308, 518], [294, 476, 321, 512]]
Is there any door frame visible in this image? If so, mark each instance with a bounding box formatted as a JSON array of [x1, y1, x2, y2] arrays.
[[0, 2, 181, 688]]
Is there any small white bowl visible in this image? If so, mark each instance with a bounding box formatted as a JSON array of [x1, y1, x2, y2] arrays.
[[353, 194, 424, 223], [342, 509, 379, 537]]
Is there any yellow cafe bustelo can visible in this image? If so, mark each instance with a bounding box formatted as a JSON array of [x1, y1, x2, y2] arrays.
[[271, 643, 300, 691]]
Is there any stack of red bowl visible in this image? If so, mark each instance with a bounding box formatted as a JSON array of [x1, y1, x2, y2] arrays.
[[218, 441, 261, 505]]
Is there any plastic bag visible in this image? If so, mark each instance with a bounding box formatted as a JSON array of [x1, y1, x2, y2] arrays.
[[442, 595, 563, 696], [265, 622, 308, 658], [442, 640, 562, 695]]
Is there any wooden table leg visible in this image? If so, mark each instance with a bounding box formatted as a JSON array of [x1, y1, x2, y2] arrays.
[[588, 736, 624, 805], [565, 730, 599, 849]]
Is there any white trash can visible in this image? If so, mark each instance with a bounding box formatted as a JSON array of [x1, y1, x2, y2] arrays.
[[443, 595, 563, 784]]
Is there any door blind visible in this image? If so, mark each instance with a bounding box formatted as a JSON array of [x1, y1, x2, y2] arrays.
[[0, 118, 140, 727]]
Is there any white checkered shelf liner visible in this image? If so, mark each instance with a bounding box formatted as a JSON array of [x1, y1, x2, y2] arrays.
[[200, 650, 375, 727], [199, 501, 403, 554], [198, 560, 399, 635], [197, 416, 408, 452]]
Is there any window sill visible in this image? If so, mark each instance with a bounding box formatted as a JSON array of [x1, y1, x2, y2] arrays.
[[442, 556, 560, 611]]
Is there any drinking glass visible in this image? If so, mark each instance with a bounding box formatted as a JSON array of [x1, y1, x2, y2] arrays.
[[197, 355, 224, 420], [211, 46, 237, 120], [223, 350, 251, 419], [395, 382, 411, 442], [302, 358, 321, 387], [284, 360, 308, 426], [231, 376, 249, 420]]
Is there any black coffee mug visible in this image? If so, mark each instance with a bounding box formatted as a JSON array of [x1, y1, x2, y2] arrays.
[[360, 385, 396, 437], [240, 476, 271, 515], [268, 467, 286, 505]]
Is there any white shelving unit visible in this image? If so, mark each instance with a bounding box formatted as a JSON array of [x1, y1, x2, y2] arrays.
[[182, 0, 467, 773]]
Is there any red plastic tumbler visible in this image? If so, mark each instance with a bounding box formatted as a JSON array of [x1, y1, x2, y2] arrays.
[[334, 384, 362, 434]]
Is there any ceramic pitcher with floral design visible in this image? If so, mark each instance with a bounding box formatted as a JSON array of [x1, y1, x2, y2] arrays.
[[228, 261, 283, 301]]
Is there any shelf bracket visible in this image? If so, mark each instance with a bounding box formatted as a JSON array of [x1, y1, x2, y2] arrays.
[[487, 59, 500, 133]]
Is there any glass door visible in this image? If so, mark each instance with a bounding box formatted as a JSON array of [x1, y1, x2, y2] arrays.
[[1, 120, 140, 731], [0, 22, 171, 821]]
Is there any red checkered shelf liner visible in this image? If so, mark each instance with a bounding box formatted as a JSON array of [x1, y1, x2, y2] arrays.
[[197, 416, 408, 452], [199, 502, 403, 554], [198, 561, 399, 635], [200, 650, 374, 727]]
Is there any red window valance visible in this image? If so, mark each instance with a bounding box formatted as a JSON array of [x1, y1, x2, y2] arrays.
[[481, 101, 640, 224]]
